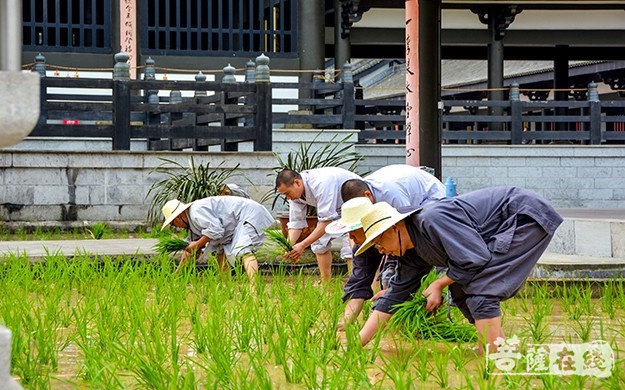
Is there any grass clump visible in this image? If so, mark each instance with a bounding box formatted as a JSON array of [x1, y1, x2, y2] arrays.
[[86, 222, 110, 240], [153, 236, 188, 255], [389, 269, 477, 343]]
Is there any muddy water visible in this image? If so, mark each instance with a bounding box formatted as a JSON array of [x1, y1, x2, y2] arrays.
[[21, 298, 625, 389]]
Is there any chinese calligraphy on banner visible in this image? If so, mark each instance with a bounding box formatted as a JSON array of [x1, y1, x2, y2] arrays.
[[120, 0, 137, 79], [405, 0, 418, 165]]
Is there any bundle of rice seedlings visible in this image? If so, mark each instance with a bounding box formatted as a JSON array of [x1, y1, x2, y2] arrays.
[[153, 236, 189, 255], [389, 269, 477, 343], [256, 228, 293, 261]]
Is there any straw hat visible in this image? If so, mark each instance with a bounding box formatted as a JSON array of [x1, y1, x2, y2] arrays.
[[161, 199, 193, 230], [354, 202, 418, 256], [325, 197, 373, 235], [219, 183, 250, 199]]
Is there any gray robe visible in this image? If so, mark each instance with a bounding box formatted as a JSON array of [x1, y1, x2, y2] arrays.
[[187, 196, 275, 266], [374, 186, 563, 321]]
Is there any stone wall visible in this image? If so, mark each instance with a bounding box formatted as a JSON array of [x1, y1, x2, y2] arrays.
[[441, 145, 625, 209], [0, 151, 276, 224]]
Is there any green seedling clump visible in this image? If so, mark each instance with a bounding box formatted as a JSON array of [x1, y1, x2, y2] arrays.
[[389, 269, 477, 343], [264, 229, 293, 252], [257, 229, 293, 260], [86, 222, 110, 240], [153, 237, 188, 255]]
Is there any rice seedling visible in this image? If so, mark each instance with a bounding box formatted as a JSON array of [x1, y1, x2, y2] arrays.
[[389, 270, 477, 343], [153, 236, 189, 255], [430, 347, 451, 388], [572, 314, 596, 342], [377, 338, 420, 389], [517, 294, 553, 343], [256, 228, 293, 261], [264, 228, 293, 252], [601, 278, 618, 319], [86, 222, 109, 239], [1, 249, 622, 389]]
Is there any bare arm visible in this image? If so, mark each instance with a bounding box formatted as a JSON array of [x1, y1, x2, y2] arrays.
[[287, 220, 332, 261], [287, 228, 303, 246], [187, 235, 210, 254], [338, 298, 365, 331], [177, 235, 210, 271], [360, 310, 393, 346]]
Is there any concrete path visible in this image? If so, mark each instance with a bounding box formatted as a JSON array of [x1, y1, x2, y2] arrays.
[[0, 237, 623, 279], [0, 238, 159, 259]]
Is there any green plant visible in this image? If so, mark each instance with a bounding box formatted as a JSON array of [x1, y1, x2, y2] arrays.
[[153, 236, 189, 255], [86, 222, 110, 240], [262, 132, 365, 213], [256, 228, 293, 260], [389, 269, 477, 343], [146, 157, 240, 225]]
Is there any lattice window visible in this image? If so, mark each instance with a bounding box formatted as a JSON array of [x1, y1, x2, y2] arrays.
[[142, 0, 297, 57], [23, 0, 112, 52]]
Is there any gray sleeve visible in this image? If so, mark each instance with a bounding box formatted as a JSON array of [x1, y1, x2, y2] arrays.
[[373, 252, 433, 314]]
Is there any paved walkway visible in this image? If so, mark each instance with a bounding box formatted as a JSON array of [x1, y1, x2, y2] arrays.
[[0, 238, 623, 265], [557, 208, 625, 220], [0, 238, 160, 259]]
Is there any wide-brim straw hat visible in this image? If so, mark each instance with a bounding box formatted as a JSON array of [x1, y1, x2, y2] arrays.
[[354, 201, 418, 256], [161, 199, 193, 230], [325, 197, 373, 235]]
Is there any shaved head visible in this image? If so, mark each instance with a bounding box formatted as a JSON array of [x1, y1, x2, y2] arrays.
[[276, 169, 301, 189], [341, 179, 371, 202]]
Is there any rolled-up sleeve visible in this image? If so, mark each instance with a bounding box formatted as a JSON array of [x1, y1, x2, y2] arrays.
[[287, 200, 309, 230]]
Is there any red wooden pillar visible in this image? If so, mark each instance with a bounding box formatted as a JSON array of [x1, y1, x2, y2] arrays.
[[405, 0, 441, 177], [405, 0, 420, 166], [120, 0, 138, 79]]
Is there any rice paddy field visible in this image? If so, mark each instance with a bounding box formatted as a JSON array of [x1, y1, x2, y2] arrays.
[[1, 252, 624, 389]]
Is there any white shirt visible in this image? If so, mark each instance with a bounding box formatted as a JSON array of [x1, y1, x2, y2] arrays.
[[364, 164, 446, 208], [287, 167, 361, 229]]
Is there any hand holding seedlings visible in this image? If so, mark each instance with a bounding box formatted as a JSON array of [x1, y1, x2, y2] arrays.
[[285, 242, 305, 263], [422, 276, 451, 312]]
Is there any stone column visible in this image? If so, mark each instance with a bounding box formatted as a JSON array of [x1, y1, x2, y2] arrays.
[[554, 45, 570, 131], [406, 0, 441, 176], [487, 22, 504, 131], [473, 6, 521, 133], [417, 0, 441, 177], [405, 0, 420, 167], [0, 0, 22, 71]]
